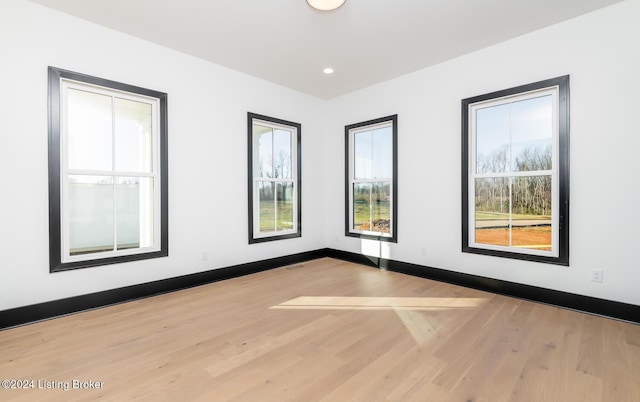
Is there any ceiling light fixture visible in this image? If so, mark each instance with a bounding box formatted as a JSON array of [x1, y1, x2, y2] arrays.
[[306, 0, 346, 12], [323, 67, 334, 74]]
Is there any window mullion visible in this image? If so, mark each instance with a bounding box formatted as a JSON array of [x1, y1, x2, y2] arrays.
[[273, 183, 278, 232], [368, 183, 372, 229], [369, 133, 374, 230], [353, 178, 392, 184], [272, 129, 277, 231], [111, 96, 117, 253], [508, 177, 513, 247], [508, 103, 512, 248], [475, 170, 552, 179], [508, 103, 513, 176]]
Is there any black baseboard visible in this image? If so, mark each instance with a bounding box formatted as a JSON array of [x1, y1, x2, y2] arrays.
[[0, 249, 326, 330], [325, 249, 640, 324], [2, 248, 638, 330]]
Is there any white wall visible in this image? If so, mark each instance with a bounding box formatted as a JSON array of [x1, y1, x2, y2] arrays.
[[324, 0, 640, 306], [0, 0, 328, 310], [1, 0, 639, 311]]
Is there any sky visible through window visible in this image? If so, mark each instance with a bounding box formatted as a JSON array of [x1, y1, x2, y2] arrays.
[[354, 126, 393, 179], [476, 95, 552, 174]]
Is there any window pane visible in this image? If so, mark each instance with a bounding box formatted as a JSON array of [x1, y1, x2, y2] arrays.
[[474, 177, 510, 246], [69, 175, 114, 255], [353, 183, 371, 231], [512, 176, 552, 251], [258, 181, 275, 233], [67, 89, 112, 171], [354, 131, 373, 180], [372, 127, 392, 179], [115, 98, 153, 173], [276, 182, 294, 231], [116, 177, 154, 250], [253, 124, 273, 178], [511, 95, 553, 172], [476, 104, 510, 174], [371, 182, 391, 234], [274, 129, 292, 179]]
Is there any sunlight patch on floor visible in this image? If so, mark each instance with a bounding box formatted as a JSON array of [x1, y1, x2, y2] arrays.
[[270, 296, 487, 311], [394, 308, 439, 346]]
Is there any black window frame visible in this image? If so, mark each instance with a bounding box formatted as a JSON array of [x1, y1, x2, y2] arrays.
[[461, 75, 569, 265], [48, 66, 169, 272], [344, 114, 398, 243], [247, 112, 302, 244]]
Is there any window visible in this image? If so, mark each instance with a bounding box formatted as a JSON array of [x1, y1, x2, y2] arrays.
[[462, 76, 569, 265], [48, 67, 168, 272], [248, 113, 301, 243], [345, 115, 398, 242]]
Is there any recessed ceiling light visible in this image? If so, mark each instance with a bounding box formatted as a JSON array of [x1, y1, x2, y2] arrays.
[[306, 0, 346, 12], [323, 67, 334, 74]]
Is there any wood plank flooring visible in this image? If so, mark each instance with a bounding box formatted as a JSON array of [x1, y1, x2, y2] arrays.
[[1, 257, 639, 401]]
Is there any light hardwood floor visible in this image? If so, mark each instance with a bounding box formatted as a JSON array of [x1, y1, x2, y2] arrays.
[[1, 257, 639, 401]]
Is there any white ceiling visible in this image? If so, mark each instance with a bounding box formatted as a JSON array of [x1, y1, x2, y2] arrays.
[[29, 0, 623, 99]]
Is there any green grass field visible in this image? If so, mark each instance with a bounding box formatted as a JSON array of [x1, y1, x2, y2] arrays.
[[259, 200, 293, 232]]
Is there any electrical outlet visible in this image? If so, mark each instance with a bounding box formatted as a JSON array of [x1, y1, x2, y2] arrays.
[[201, 251, 208, 261], [420, 247, 427, 256], [591, 269, 603, 283]]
